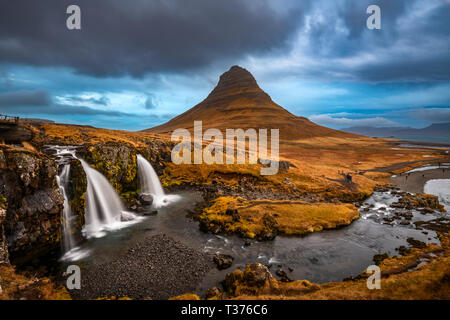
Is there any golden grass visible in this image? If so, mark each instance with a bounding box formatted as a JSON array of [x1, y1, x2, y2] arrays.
[[0, 265, 71, 300], [200, 197, 360, 238], [37, 123, 167, 148], [169, 293, 201, 300]]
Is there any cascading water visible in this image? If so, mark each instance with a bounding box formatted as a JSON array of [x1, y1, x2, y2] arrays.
[[136, 154, 180, 208], [137, 154, 165, 197], [52, 146, 89, 261], [80, 159, 140, 238], [49, 145, 143, 261], [57, 164, 76, 253]]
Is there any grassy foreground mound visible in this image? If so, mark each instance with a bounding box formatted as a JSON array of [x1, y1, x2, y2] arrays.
[[0, 265, 70, 300], [198, 197, 360, 239]]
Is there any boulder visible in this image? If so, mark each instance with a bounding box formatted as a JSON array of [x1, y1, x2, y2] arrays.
[[140, 193, 154, 206], [275, 269, 292, 282], [213, 253, 234, 270], [205, 286, 223, 300]]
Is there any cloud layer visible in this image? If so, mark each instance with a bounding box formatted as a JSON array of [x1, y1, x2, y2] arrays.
[[0, 0, 449, 130], [0, 0, 304, 77]]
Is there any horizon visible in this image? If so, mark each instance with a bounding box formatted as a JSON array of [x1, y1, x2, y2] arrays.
[[0, 0, 449, 131]]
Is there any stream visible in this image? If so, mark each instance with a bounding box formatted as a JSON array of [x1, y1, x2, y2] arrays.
[[58, 188, 444, 295], [48, 145, 447, 297]]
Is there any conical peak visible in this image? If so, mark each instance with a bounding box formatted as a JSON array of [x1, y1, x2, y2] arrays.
[[205, 65, 264, 102], [216, 65, 258, 90]]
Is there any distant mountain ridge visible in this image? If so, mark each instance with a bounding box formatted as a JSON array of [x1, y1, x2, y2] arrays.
[[145, 66, 357, 141], [343, 123, 450, 137]]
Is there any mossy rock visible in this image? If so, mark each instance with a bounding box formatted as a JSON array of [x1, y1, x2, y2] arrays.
[[68, 159, 87, 230]]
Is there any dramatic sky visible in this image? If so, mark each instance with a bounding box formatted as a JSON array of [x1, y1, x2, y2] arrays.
[[0, 0, 449, 130]]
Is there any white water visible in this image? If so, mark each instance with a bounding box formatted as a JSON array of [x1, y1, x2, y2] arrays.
[[49, 145, 144, 261], [136, 154, 181, 208], [52, 147, 90, 261], [80, 159, 141, 239], [424, 179, 450, 212], [57, 164, 75, 253], [137, 154, 164, 197]]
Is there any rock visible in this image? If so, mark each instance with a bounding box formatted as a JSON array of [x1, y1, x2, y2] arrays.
[[213, 253, 234, 270], [121, 211, 136, 222], [391, 193, 445, 212], [257, 213, 278, 241], [0, 205, 9, 265], [279, 161, 295, 172], [140, 193, 154, 206], [143, 210, 158, 216], [0, 124, 33, 144], [275, 269, 292, 282], [309, 257, 319, 264], [0, 147, 64, 263], [396, 245, 410, 256], [205, 286, 223, 300], [373, 253, 389, 265], [243, 263, 273, 287], [407, 237, 427, 249]]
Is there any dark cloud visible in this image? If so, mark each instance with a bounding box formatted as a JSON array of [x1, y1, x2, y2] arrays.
[[0, 0, 305, 77], [296, 0, 450, 82], [0, 90, 51, 106], [0, 103, 131, 117]]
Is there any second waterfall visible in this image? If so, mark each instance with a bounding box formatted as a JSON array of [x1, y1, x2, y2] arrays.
[[136, 154, 180, 208]]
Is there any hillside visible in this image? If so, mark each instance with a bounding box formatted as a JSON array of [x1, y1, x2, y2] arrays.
[[145, 66, 357, 141]]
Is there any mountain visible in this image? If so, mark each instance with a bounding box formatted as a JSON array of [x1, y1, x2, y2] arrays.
[[145, 66, 356, 141], [343, 123, 450, 142]]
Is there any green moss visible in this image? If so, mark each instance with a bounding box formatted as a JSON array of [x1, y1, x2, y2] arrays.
[[68, 159, 87, 229], [0, 193, 7, 210]]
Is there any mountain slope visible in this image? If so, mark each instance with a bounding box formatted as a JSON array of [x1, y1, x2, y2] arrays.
[[145, 66, 356, 141]]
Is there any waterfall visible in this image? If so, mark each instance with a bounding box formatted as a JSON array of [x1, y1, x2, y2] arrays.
[[137, 154, 165, 197], [57, 164, 76, 253], [52, 146, 89, 261], [80, 159, 140, 239], [49, 145, 142, 261], [136, 154, 180, 208]]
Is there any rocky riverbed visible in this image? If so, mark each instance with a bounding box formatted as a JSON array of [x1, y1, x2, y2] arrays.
[[69, 234, 214, 300]]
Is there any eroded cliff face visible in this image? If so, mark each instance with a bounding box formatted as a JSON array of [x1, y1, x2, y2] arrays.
[[67, 158, 87, 234], [75, 141, 172, 207], [0, 195, 8, 265], [0, 146, 63, 264]]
